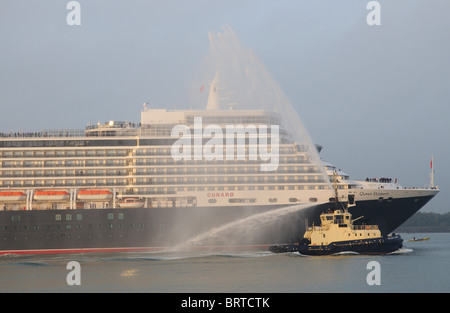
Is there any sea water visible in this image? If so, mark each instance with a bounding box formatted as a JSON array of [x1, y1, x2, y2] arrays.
[[0, 233, 449, 293]]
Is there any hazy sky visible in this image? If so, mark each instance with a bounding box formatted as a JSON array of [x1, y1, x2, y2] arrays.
[[0, 0, 448, 213]]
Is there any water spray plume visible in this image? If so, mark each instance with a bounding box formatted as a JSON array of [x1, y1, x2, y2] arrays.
[[179, 202, 327, 247], [197, 25, 331, 188]]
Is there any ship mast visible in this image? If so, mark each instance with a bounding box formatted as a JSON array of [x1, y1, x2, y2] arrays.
[[206, 73, 221, 110], [332, 169, 346, 211], [429, 156, 435, 188]]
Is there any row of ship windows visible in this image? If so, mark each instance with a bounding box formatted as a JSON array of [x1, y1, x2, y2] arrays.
[[122, 185, 330, 195], [0, 156, 309, 168], [0, 179, 328, 190], [0, 150, 129, 158], [2, 160, 127, 167], [9, 213, 124, 223], [0, 137, 287, 148], [320, 232, 379, 239], [0, 185, 329, 195], [0, 139, 137, 148], [0, 166, 320, 176], [208, 197, 318, 204], [1, 223, 150, 232], [0, 146, 299, 158], [0, 174, 325, 183], [3, 234, 124, 242], [134, 176, 327, 184]]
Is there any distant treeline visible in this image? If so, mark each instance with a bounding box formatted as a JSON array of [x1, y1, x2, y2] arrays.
[[397, 211, 450, 232]]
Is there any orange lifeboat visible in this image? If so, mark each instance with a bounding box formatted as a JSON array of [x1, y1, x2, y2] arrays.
[[119, 198, 145, 208], [34, 190, 70, 201], [0, 191, 26, 202], [78, 190, 113, 201]]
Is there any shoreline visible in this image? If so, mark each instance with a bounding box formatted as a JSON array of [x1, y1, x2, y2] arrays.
[[396, 226, 450, 233]]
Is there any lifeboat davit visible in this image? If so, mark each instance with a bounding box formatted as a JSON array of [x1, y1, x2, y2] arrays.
[[78, 190, 113, 201], [0, 191, 26, 202], [34, 190, 70, 201], [119, 198, 145, 208]]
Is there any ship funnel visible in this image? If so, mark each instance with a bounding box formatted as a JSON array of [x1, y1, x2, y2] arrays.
[[206, 72, 221, 110]]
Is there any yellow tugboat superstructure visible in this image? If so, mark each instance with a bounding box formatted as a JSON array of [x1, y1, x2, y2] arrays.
[[304, 209, 381, 247]]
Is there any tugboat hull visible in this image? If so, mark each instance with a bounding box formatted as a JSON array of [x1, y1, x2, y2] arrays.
[[298, 234, 403, 256]]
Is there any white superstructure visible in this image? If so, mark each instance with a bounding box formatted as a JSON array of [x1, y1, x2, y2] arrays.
[[0, 77, 335, 211]]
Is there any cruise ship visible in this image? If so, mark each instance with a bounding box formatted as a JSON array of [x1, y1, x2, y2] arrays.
[[0, 79, 439, 254]]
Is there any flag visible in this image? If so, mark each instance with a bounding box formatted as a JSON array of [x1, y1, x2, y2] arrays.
[[200, 85, 204, 93]]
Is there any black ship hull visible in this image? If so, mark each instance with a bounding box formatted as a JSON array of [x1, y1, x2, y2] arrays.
[[0, 203, 328, 254], [348, 194, 435, 235], [0, 194, 434, 254]]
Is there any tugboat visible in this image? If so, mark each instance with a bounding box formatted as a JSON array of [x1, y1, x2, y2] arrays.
[[298, 209, 402, 255], [270, 209, 403, 255]]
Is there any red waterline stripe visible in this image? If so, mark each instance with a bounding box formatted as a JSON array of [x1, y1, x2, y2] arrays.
[[0, 244, 272, 255], [0, 247, 167, 255]]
